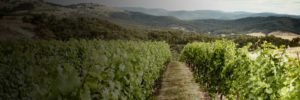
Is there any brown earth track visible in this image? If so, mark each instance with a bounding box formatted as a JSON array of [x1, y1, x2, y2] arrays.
[[155, 61, 210, 100]]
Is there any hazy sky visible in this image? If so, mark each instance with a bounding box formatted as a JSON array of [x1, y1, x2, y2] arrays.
[[46, 0, 300, 15]]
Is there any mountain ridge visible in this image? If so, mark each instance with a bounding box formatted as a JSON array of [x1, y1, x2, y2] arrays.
[[1, 2, 300, 37], [120, 7, 300, 20]]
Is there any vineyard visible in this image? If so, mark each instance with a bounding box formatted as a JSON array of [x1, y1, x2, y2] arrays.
[[180, 40, 300, 99], [0, 40, 171, 100], [2, 1, 300, 99]]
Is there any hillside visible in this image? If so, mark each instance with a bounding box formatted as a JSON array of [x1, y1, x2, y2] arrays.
[[1, 1, 300, 40], [109, 11, 300, 34], [247, 31, 300, 41], [121, 7, 300, 20], [191, 17, 300, 34]]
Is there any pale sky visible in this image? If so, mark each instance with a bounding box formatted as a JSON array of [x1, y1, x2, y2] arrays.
[[46, 0, 300, 15]]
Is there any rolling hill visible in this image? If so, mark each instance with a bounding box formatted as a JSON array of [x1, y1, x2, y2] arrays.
[[1, 1, 300, 39], [120, 7, 300, 20], [190, 16, 300, 34]]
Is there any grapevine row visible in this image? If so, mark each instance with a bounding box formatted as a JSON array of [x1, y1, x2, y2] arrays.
[[0, 40, 171, 100], [180, 40, 300, 99]]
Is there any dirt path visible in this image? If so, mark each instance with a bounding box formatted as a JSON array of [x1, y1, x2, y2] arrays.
[[155, 61, 209, 100]]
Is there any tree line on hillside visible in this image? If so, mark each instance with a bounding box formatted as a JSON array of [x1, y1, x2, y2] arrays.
[[109, 11, 300, 34], [19, 14, 300, 50]]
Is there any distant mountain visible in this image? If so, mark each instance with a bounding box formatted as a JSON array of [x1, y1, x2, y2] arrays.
[[118, 7, 169, 16], [109, 11, 300, 34], [120, 7, 300, 20], [190, 17, 300, 34], [101, 7, 300, 34], [1, 1, 300, 39]]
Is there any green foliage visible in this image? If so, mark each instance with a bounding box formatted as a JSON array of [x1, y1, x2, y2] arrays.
[[0, 40, 171, 100], [180, 40, 300, 99], [230, 35, 295, 49], [28, 14, 141, 40], [23, 14, 300, 50], [147, 30, 216, 44]]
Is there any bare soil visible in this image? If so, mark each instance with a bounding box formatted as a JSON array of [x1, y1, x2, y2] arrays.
[[155, 61, 210, 100]]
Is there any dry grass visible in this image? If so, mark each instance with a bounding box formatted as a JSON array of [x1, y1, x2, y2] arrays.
[[155, 61, 209, 100], [246, 31, 300, 41], [249, 47, 300, 61], [286, 47, 300, 59], [246, 32, 266, 37], [246, 31, 300, 59], [268, 31, 300, 41]]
